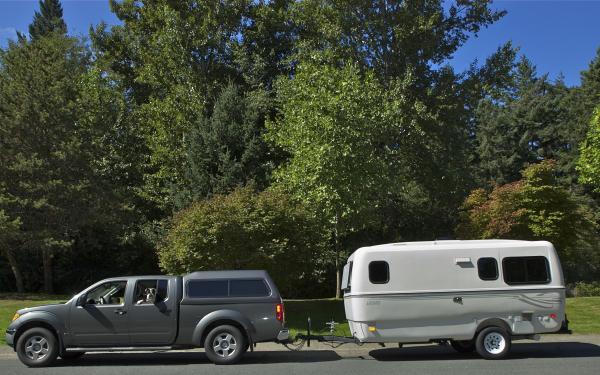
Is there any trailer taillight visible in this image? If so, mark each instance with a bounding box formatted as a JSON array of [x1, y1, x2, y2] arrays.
[[276, 303, 284, 323]]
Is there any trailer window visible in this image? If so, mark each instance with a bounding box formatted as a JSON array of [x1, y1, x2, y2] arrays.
[[369, 261, 389, 284], [186, 280, 228, 298], [477, 258, 498, 281], [341, 262, 353, 291], [229, 279, 270, 297], [503, 256, 550, 285]]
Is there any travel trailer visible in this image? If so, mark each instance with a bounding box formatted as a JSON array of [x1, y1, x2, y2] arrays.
[[341, 240, 566, 359]]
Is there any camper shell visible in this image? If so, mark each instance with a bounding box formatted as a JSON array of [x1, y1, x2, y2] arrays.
[[342, 240, 566, 347]]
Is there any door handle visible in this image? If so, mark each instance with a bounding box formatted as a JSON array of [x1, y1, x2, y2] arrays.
[[453, 296, 463, 304], [114, 309, 127, 315]]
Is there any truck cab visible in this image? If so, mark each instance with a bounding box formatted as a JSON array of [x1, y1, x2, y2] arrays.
[[6, 270, 288, 367]]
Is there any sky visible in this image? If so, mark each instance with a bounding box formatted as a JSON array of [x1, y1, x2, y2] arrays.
[[0, 0, 599, 87]]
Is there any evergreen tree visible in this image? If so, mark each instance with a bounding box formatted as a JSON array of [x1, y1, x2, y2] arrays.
[[176, 83, 272, 208], [29, 0, 67, 39]]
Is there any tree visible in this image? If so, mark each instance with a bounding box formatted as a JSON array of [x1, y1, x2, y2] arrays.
[[158, 186, 327, 298], [473, 56, 582, 187], [0, 33, 95, 293], [29, 0, 67, 39], [176, 83, 272, 208], [266, 57, 407, 297], [578, 108, 600, 190], [0, 208, 24, 292], [457, 160, 599, 280]]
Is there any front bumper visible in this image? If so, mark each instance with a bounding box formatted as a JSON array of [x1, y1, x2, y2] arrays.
[[5, 328, 16, 348]]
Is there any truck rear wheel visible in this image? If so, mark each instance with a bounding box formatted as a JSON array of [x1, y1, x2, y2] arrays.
[[16, 327, 59, 367], [475, 327, 511, 359], [204, 325, 247, 365]]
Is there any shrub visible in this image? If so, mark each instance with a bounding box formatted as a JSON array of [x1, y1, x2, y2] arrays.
[[573, 281, 600, 297], [158, 186, 329, 298]]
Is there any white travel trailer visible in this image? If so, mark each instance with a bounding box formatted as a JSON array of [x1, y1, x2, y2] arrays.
[[342, 240, 567, 359]]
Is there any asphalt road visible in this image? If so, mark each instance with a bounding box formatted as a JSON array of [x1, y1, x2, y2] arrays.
[[2, 339, 600, 375]]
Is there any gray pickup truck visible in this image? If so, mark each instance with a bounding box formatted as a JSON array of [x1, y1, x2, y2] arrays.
[[6, 270, 289, 367]]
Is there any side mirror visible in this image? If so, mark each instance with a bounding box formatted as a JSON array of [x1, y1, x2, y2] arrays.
[[75, 295, 86, 307]]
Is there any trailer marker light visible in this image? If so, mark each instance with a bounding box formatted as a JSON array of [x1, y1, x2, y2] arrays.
[[368, 326, 377, 332]]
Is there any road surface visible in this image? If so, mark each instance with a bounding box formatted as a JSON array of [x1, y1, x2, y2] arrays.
[[2, 337, 600, 375]]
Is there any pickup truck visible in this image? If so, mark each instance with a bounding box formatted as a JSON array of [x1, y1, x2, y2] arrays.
[[6, 270, 289, 367]]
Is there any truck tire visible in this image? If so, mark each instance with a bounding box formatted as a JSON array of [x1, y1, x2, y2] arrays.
[[475, 326, 511, 359], [16, 327, 59, 367], [450, 340, 475, 353], [204, 325, 247, 365]]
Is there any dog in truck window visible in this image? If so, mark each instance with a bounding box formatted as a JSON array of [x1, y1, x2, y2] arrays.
[[136, 287, 157, 304]]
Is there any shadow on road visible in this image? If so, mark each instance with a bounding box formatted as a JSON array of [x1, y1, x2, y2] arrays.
[[370, 342, 600, 361], [51, 350, 342, 367]]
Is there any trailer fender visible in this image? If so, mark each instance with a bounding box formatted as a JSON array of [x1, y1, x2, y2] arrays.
[[191, 310, 255, 347]]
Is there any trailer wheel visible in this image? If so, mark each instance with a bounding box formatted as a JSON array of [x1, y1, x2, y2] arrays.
[[450, 340, 475, 353], [475, 327, 511, 359], [16, 327, 59, 367], [204, 325, 247, 365]]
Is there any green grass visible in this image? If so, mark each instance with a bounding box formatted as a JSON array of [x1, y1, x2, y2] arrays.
[[1, 296, 599, 346], [566, 297, 600, 334]]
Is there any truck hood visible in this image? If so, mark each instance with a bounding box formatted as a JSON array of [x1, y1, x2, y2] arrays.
[[18, 302, 68, 315]]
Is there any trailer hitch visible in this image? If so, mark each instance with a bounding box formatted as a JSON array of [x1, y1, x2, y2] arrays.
[[282, 317, 360, 351]]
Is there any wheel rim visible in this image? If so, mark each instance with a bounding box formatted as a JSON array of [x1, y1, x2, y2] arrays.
[[212, 332, 237, 358], [483, 332, 506, 355], [24, 335, 50, 361]]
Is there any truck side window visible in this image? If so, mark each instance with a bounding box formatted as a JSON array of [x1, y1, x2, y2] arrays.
[[135, 279, 168, 304], [477, 258, 498, 280], [503, 256, 550, 285], [229, 279, 270, 297], [369, 261, 389, 284], [187, 280, 228, 298], [86, 281, 126, 305]]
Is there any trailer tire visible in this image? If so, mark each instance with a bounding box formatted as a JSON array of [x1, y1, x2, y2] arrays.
[[450, 340, 475, 353], [475, 327, 511, 359], [204, 325, 247, 365]]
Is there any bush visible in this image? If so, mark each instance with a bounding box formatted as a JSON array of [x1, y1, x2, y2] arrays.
[[573, 281, 600, 297], [158, 186, 330, 298]]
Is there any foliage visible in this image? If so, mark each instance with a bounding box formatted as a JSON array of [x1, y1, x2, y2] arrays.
[[578, 109, 600, 190], [176, 83, 273, 208], [158, 187, 328, 298], [28, 0, 67, 40], [457, 160, 600, 280], [573, 282, 600, 297]]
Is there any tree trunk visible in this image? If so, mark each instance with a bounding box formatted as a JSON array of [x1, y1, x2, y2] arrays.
[[2, 248, 24, 293], [42, 248, 54, 293], [334, 211, 341, 299]]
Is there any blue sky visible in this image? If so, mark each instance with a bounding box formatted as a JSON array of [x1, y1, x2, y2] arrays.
[[1, 0, 599, 86]]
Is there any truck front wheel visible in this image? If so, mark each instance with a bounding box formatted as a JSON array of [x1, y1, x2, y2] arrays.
[[204, 325, 247, 365], [16, 327, 59, 367]]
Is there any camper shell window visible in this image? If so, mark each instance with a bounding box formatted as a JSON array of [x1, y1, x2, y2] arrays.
[[369, 261, 389, 284], [502, 256, 550, 285], [477, 258, 499, 281], [186, 279, 270, 298]]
